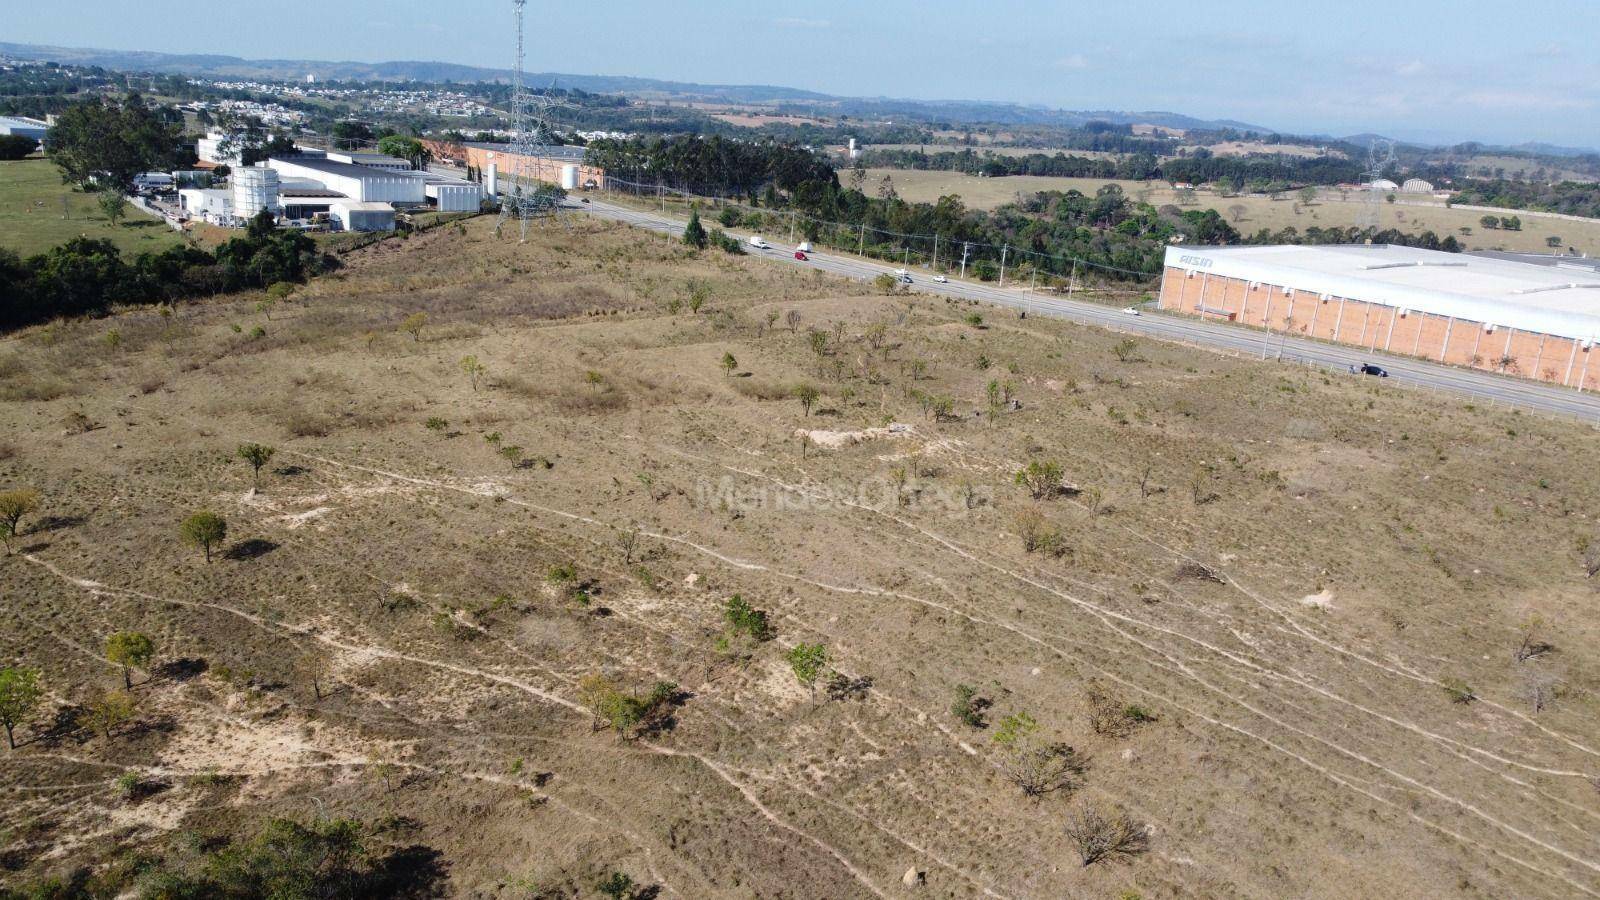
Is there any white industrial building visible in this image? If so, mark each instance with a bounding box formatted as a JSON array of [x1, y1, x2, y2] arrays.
[[196, 131, 241, 166], [185, 132, 481, 231], [0, 115, 49, 141], [329, 201, 397, 232], [266, 156, 427, 204]]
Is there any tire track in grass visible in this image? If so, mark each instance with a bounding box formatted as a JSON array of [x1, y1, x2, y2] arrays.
[[21, 552, 891, 900]]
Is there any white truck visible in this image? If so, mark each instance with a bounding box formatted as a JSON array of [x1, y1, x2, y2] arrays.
[[796, 241, 813, 253], [748, 235, 771, 250]]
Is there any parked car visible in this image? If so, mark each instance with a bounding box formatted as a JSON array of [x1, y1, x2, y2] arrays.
[[1354, 363, 1389, 377], [1122, 306, 1142, 316], [933, 274, 948, 284]]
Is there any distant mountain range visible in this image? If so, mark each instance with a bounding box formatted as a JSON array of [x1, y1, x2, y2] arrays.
[[4, 41, 1595, 154], [0, 40, 1270, 132]]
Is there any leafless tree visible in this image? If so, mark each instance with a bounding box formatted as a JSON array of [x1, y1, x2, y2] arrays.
[[1519, 669, 1561, 714]]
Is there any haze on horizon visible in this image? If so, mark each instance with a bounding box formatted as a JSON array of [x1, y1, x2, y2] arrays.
[[9, 0, 1596, 149]]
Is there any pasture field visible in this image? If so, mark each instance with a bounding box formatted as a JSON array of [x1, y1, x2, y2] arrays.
[[865, 167, 1600, 255], [0, 157, 189, 259], [2, 214, 1598, 897]]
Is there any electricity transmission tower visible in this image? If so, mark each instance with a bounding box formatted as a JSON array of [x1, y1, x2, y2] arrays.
[[1357, 138, 1395, 235], [495, 0, 567, 241]]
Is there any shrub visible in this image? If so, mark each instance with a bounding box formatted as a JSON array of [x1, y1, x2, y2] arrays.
[[1064, 803, 1148, 866], [950, 684, 985, 728], [993, 711, 1085, 796], [1016, 510, 1067, 557]]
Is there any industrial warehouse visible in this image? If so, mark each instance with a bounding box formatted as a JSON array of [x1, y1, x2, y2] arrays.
[[1160, 244, 1600, 390], [178, 136, 488, 232]]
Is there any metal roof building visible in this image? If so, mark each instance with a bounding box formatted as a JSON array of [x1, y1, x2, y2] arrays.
[[0, 115, 48, 140], [265, 156, 427, 204], [1159, 244, 1600, 389]]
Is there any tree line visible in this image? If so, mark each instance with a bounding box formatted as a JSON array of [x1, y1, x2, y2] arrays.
[[0, 211, 332, 332], [859, 146, 1365, 190]]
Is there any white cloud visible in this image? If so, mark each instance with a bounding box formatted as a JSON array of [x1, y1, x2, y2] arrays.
[[1053, 54, 1089, 70]]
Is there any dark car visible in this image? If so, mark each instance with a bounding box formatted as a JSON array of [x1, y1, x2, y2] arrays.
[[1355, 363, 1389, 377]]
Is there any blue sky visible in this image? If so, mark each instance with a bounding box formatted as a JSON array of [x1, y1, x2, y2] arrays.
[[11, 0, 1598, 147]]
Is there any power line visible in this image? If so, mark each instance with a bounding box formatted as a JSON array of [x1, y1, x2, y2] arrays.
[[600, 175, 1162, 280]]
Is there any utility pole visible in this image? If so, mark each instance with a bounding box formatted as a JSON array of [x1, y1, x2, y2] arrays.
[[999, 244, 1009, 288], [933, 233, 939, 270], [858, 223, 866, 256], [960, 242, 970, 279], [1068, 260, 1078, 299], [903, 246, 910, 267]]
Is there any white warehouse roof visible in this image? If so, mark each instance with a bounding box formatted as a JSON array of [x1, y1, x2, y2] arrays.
[[1165, 244, 1600, 342]]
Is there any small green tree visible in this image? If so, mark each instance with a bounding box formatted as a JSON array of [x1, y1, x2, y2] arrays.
[[460, 354, 486, 392], [598, 872, 636, 900], [723, 594, 772, 642], [786, 643, 829, 707], [85, 689, 136, 740], [398, 312, 428, 341], [0, 488, 40, 552], [1015, 460, 1064, 499], [950, 683, 984, 729], [683, 207, 708, 249], [180, 511, 228, 562], [873, 272, 900, 294], [237, 443, 276, 489], [105, 631, 156, 689], [0, 667, 43, 750], [794, 384, 820, 416], [720, 351, 738, 377], [98, 189, 128, 225]]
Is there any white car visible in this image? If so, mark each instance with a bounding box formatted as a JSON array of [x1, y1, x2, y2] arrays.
[[933, 274, 948, 284], [748, 236, 771, 250], [1122, 306, 1142, 316]]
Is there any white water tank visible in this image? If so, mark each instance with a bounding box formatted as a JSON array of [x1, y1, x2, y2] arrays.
[[559, 164, 580, 190], [233, 166, 282, 222]]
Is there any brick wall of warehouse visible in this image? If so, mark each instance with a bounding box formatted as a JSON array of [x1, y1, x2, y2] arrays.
[[1158, 267, 1600, 389]]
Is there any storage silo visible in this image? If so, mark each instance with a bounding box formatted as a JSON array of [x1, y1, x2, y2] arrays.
[[560, 164, 580, 190], [233, 166, 283, 222]]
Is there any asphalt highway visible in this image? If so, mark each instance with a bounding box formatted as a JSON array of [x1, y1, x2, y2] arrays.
[[561, 194, 1600, 424]]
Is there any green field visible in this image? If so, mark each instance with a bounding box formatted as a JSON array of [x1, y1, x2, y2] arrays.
[[866, 168, 1600, 256], [0, 157, 188, 258]]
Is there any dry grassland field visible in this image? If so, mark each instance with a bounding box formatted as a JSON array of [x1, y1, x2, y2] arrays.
[[4, 214, 1600, 898], [865, 168, 1600, 256]]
